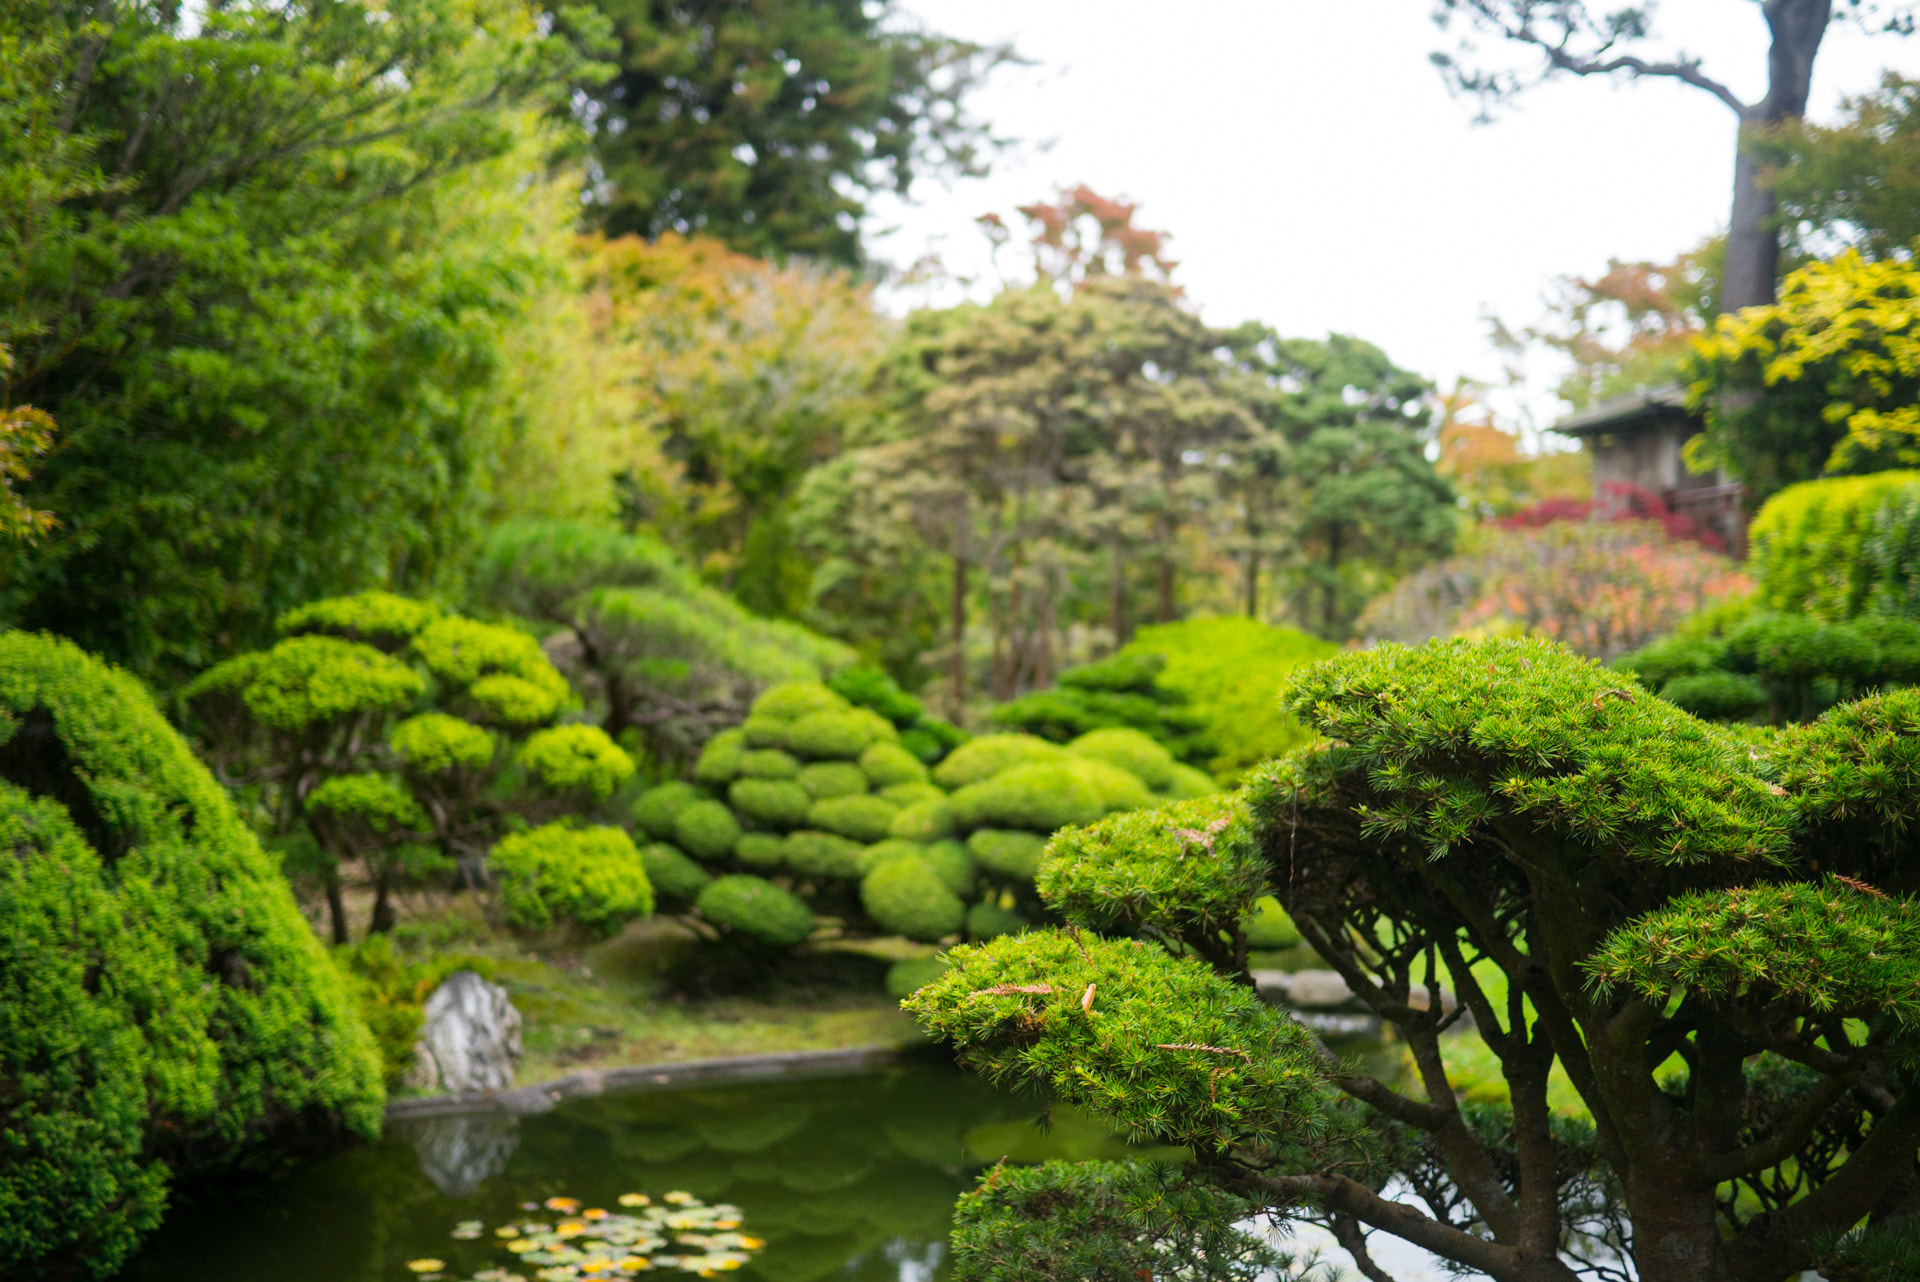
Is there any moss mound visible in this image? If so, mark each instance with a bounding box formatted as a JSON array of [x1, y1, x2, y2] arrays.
[[728, 778, 814, 829], [0, 633, 384, 1279], [808, 793, 900, 843], [673, 799, 742, 862], [861, 856, 966, 943], [933, 733, 1066, 789], [966, 829, 1051, 881], [639, 842, 713, 901], [948, 760, 1107, 833], [696, 875, 816, 947]]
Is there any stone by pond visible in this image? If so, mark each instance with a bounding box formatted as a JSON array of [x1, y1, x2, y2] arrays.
[[118, 1056, 1187, 1282]]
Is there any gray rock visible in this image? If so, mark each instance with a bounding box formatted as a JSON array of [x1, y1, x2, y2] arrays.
[[1284, 969, 1355, 1009], [403, 1112, 520, 1197], [411, 970, 522, 1094]]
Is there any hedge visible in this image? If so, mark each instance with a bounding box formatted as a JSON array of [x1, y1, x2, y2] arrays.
[[1748, 471, 1920, 621], [0, 633, 383, 1279], [861, 856, 966, 943], [490, 823, 655, 937], [696, 875, 816, 947]]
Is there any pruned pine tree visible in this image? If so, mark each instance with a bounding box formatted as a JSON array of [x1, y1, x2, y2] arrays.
[[908, 636, 1920, 1282]]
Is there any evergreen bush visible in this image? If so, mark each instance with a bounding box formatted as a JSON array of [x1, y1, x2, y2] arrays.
[[672, 799, 742, 861], [692, 728, 747, 786], [879, 780, 945, 807], [1067, 726, 1179, 790], [733, 833, 786, 871], [1748, 471, 1920, 621], [933, 733, 1067, 789], [782, 830, 864, 879], [807, 793, 899, 842], [0, 633, 383, 1278], [859, 740, 929, 787], [490, 823, 654, 937], [695, 875, 815, 947], [797, 760, 869, 799], [989, 651, 1217, 768], [639, 842, 713, 900], [947, 761, 1107, 832], [632, 781, 708, 840], [856, 838, 926, 875], [966, 829, 1049, 881], [861, 856, 966, 942], [787, 707, 894, 759], [889, 797, 957, 841], [728, 778, 814, 829], [738, 747, 802, 779]]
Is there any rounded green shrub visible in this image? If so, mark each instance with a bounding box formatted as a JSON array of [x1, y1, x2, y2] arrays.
[[966, 900, 1030, 941], [1159, 763, 1218, 800], [967, 829, 1050, 881], [741, 714, 791, 748], [734, 832, 787, 871], [639, 842, 713, 901], [920, 838, 978, 897], [860, 740, 929, 788], [808, 793, 900, 842], [1662, 671, 1770, 721], [696, 875, 816, 947], [633, 781, 708, 840], [787, 707, 895, 760], [933, 733, 1066, 789], [750, 681, 850, 720], [861, 856, 966, 942], [692, 728, 747, 786], [410, 616, 570, 724], [1242, 896, 1302, 950], [1068, 727, 1177, 790], [0, 633, 383, 1278], [391, 711, 495, 773], [885, 955, 951, 999], [948, 761, 1106, 833], [1070, 757, 1155, 814], [856, 838, 926, 876], [280, 590, 442, 649], [782, 829, 864, 879], [798, 760, 869, 799], [738, 748, 802, 779], [491, 823, 655, 937], [728, 778, 814, 829], [517, 723, 636, 800], [890, 797, 957, 841], [673, 799, 742, 862], [880, 780, 945, 807]]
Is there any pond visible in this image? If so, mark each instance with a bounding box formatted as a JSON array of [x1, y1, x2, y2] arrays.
[[120, 1055, 1187, 1282]]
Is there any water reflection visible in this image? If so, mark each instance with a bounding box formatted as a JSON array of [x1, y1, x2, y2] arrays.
[[121, 1056, 1170, 1282]]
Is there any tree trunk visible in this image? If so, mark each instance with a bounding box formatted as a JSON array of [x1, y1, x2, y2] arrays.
[[1723, 0, 1831, 311], [949, 555, 967, 717], [323, 864, 349, 945], [370, 864, 397, 935]]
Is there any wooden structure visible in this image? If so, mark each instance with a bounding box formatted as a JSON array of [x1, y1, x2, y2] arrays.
[[1554, 383, 1748, 558]]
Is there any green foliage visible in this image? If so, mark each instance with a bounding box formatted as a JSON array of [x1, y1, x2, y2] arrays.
[[732, 834, 784, 873], [934, 733, 1067, 789], [855, 838, 926, 876], [807, 793, 900, 843], [859, 740, 930, 788], [881, 780, 946, 807], [990, 653, 1217, 772], [751, 681, 849, 721], [948, 762, 1107, 834], [188, 594, 629, 942], [490, 823, 654, 938], [516, 724, 636, 800], [950, 1159, 1289, 1282], [891, 797, 958, 842], [738, 748, 802, 779], [306, 774, 428, 835], [632, 781, 708, 840], [1747, 472, 1920, 621], [475, 520, 853, 765], [828, 665, 967, 763], [0, 0, 598, 683], [966, 901, 1030, 941], [781, 830, 864, 880], [919, 838, 979, 898], [967, 830, 1050, 882], [903, 931, 1323, 1152], [797, 760, 870, 800], [884, 956, 951, 1000], [1685, 254, 1920, 500], [728, 778, 815, 830], [692, 729, 748, 786], [1658, 671, 1770, 721], [0, 633, 382, 1278], [787, 707, 896, 759], [638, 841, 713, 903], [1588, 877, 1920, 1033], [566, 0, 1011, 264], [861, 856, 966, 943], [695, 875, 815, 948], [1037, 798, 1264, 960], [1118, 617, 1336, 782], [672, 800, 742, 862], [1066, 727, 1180, 791], [1241, 897, 1301, 951], [742, 715, 790, 748]]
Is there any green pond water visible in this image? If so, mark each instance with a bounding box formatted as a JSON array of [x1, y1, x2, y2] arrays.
[[120, 1056, 1184, 1282]]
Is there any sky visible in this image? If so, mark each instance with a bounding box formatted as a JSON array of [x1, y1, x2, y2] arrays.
[[866, 1, 1920, 439]]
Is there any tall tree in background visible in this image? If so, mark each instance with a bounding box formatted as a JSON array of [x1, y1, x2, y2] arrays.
[[1431, 1, 1915, 310], [1766, 71, 1920, 255], [568, 0, 1015, 264], [0, 0, 600, 684]]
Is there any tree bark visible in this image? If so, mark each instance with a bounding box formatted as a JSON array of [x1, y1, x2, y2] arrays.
[[323, 865, 349, 945], [1723, 0, 1831, 311]]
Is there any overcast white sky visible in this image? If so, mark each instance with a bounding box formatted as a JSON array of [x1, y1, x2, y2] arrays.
[[866, 1, 1920, 437]]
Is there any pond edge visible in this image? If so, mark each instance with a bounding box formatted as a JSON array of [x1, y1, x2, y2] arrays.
[[384, 1045, 905, 1120]]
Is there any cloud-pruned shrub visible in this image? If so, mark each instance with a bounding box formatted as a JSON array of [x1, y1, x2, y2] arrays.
[[490, 823, 655, 937]]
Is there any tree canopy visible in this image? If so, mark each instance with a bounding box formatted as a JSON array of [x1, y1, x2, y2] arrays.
[[910, 635, 1920, 1282]]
